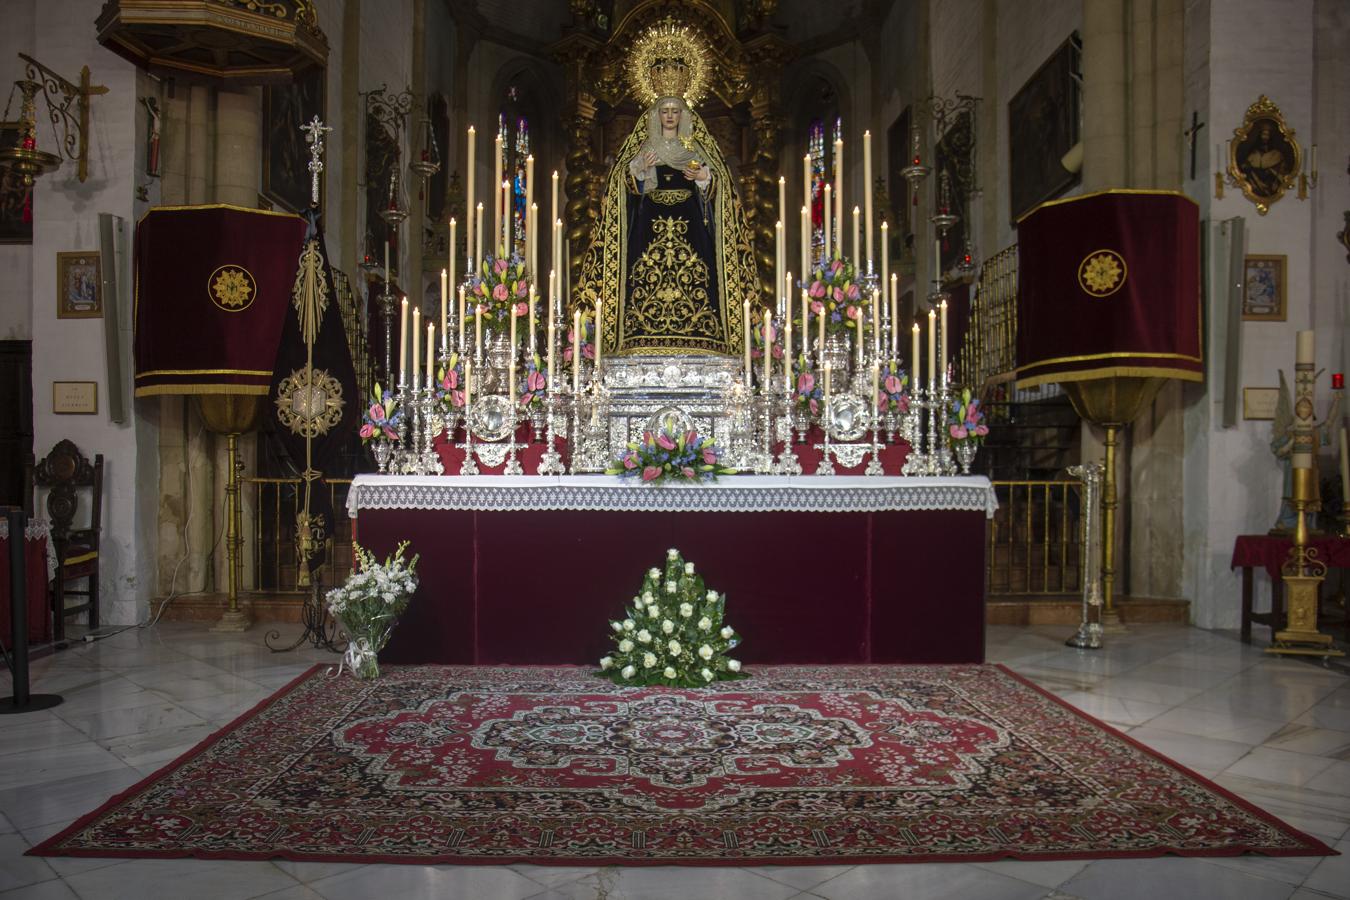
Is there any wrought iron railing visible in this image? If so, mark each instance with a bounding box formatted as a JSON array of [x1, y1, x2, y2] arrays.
[[243, 477, 354, 593], [957, 244, 1018, 396], [988, 479, 1083, 595]]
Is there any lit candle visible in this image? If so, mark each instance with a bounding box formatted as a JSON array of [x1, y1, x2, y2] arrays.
[[594, 298, 603, 372], [572, 309, 581, 395], [784, 317, 793, 394], [426, 321, 435, 389], [399, 298, 408, 385], [525, 154, 535, 258], [528, 287, 537, 355], [852, 205, 860, 264], [411, 306, 421, 386], [550, 171, 559, 267], [785, 271, 793, 362], [800, 204, 810, 282], [439, 268, 448, 345], [493, 134, 502, 251], [939, 298, 948, 379], [466, 126, 475, 266], [547, 319, 556, 391], [500, 179, 510, 255], [474, 202, 484, 268], [927, 309, 936, 384], [834, 138, 844, 254], [553, 219, 563, 307], [802, 154, 811, 239], [457, 285, 466, 352], [743, 299, 752, 384], [872, 360, 880, 426], [508, 302, 517, 403], [529, 202, 538, 278], [823, 184, 832, 260], [800, 288, 809, 365], [763, 315, 772, 391], [778, 175, 786, 239], [911, 323, 920, 377], [856, 308, 864, 370], [880, 220, 889, 308], [863, 130, 874, 271], [448, 218, 456, 300], [890, 273, 899, 358], [547, 270, 556, 330]]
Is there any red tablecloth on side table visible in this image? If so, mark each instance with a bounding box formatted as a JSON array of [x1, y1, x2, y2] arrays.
[[0, 534, 51, 646], [1230, 534, 1350, 580]]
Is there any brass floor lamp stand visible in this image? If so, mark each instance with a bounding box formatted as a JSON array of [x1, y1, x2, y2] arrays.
[[1268, 468, 1344, 658], [196, 395, 261, 634]]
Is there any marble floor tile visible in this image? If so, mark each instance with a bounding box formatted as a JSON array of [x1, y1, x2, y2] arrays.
[[1142, 706, 1290, 745], [0, 742, 130, 793], [808, 862, 1047, 900], [99, 722, 218, 771], [1123, 726, 1254, 774], [0, 766, 144, 832], [0, 880, 81, 899], [1262, 723, 1350, 758], [1224, 747, 1337, 788], [1303, 759, 1350, 797], [970, 858, 1091, 888], [0, 717, 88, 758], [307, 862, 548, 900], [1053, 691, 1174, 727], [1061, 857, 1296, 900], [537, 866, 800, 900], [55, 700, 206, 742], [0, 834, 57, 893], [62, 858, 299, 900], [742, 865, 856, 892], [1299, 836, 1350, 898]]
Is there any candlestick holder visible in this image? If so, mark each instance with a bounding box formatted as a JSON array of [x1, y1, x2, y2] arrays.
[[865, 407, 885, 477], [750, 393, 776, 474], [417, 388, 444, 475], [774, 387, 803, 475], [502, 410, 524, 475], [536, 391, 567, 475]]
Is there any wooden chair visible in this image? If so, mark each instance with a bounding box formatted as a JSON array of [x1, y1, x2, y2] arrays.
[[28, 440, 103, 641]]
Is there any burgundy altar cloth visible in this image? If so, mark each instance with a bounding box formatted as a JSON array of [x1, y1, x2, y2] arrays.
[[1231, 534, 1350, 581], [0, 534, 50, 645], [357, 505, 985, 666]]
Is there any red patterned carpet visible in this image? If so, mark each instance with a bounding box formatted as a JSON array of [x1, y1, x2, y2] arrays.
[[31, 665, 1331, 866]]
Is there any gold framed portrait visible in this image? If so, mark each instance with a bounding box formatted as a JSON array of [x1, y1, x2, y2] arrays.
[[56, 251, 102, 319], [1242, 254, 1286, 322], [1227, 95, 1301, 215]]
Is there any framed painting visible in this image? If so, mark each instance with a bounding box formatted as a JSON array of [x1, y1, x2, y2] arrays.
[[56, 251, 101, 319], [1227, 95, 1301, 216], [263, 66, 325, 213], [1009, 35, 1081, 223], [935, 110, 972, 274], [1242, 254, 1286, 321], [1, 121, 33, 244]]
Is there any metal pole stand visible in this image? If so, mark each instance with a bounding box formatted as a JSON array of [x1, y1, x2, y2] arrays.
[[1, 507, 63, 713]]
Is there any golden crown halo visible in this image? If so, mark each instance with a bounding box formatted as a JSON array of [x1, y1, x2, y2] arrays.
[[627, 19, 710, 108]]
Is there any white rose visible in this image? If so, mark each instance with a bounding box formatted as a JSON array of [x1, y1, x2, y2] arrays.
[[728, 659, 741, 672], [600, 656, 613, 670], [684, 562, 695, 575], [611, 621, 623, 632], [637, 629, 651, 643], [618, 639, 634, 652], [621, 665, 636, 679], [647, 605, 660, 618], [668, 640, 682, 655], [665, 581, 677, 594], [643, 652, 657, 668], [667, 548, 679, 559], [698, 644, 713, 660], [623, 619, 635, 632], [702, 667, 714, 682], [662, 620, 675, 634], [720, 626, 734, 639], [698, 617, 712, 631], [706, 590, 718, 602], [643, 590, 655, 603], [679, 603, 693, 617], [663, 666, 677, 678]]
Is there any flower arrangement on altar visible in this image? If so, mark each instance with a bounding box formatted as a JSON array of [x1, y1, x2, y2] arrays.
[[805, 256, 865, 336], [749, 314, 784, 362], [326, 540, 420, 680], [519, 353, 548, 408], [599, 548, 746, 687], [793, 363, 823, 416], [605, 425, 736, 484], [878, 362, 910, 414], [949, 388, 989, 443], [436, 355, 466, 409], [562, 311, 595, 363], [467, 254, 534, 333], [360, 384, 403, 443]]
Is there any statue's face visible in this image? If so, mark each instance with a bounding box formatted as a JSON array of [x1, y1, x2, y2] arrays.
[[659, 103, 682, 132]]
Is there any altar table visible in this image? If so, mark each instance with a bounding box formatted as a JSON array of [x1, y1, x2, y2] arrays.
[[348, 475, 997, 666], [0, 518, 53, 646], [1231, 533, 1350, 643]]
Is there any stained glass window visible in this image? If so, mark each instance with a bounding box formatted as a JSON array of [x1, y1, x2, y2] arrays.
[[497, 103, 530, 260], [808, 115, 843, 263]]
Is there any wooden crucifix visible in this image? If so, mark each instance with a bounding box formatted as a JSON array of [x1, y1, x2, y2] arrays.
[[1184, 111, 1205, 181]]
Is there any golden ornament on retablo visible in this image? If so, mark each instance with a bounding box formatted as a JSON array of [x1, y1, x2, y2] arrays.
[[626, 19, 711, 107]]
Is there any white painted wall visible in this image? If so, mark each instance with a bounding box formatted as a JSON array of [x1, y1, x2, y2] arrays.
[[0, 0, 36, 341]]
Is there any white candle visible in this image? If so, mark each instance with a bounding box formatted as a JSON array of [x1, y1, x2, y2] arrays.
[[412, 306, 420, 386], [474, 202, 484, 268], [834, 138, 844, 258], [547, 270, 556, 327], [784, 318, 793, 394], [399, 298, 408, 385], [525, 154, 534, 257], [872, 361, 880, 425], [800, 204, 810, 281], [872, 286, 880, 356], [501, 180, 510, 256], [763, 316, 772, 390], [857, 308, 864, 370], [863, 130, 874, 271], [448, 218, 456, 298], [939, 298, 948, 379], [529, 202, 538, 278], [890, 274, 899, 358], [817, 298, 826, 369], [743, 299, 752, 384], [824, 362, 832, 410], [775, 220, 783, 315], [475, 304, 483, 362], [426, 321, 435, 389], [508, 304, 517, 402], [547, 319, 556, 390], [1296, 329, 1314, 364], [572, 309, 581, 395], [880, 221, 889, 307], [927, 309, 936, 384], [778, 175, 786, 239], [493, 134, 502, 251], [823, 184, 832, 260], [528, 287, 537, 355], [912, 323, 920, 375], [802, 154, 811, 238], [553, 219, 563, 307], [464, 360, 472, 408], [466, 126, 475, 266], [439, 268, 448, 345], [458, 286, 466, 352], [800, 288, 809, 363], [852, 205, 860, 264], [594, 298, 603, 372], [550, 171, 559, 266]]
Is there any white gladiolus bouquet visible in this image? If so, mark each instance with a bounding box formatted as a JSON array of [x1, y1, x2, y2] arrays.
[[326, 540, 419, 679], [598, 548, 745, 687]]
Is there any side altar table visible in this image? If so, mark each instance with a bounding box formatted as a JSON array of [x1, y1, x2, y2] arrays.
[[349, 475, 997, 666]]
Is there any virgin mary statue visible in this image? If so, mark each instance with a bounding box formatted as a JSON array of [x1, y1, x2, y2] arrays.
[[576, 23, 758, 356]]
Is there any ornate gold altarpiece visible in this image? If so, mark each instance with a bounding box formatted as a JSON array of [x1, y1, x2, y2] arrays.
[[551, 0, 792, 309]]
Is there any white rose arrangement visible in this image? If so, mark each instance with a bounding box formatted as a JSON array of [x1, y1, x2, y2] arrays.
[[599, 548, 746, 687], [325, 540, 419, 680]]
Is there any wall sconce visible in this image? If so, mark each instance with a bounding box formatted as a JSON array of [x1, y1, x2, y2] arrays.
[[0, 53, 108, 185]]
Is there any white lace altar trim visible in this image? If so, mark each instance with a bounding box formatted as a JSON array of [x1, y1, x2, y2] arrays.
[[0, 517, 57, 580], [347, 475, 998, 518]]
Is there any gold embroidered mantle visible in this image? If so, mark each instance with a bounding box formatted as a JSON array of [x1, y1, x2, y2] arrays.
[[576, 109, 756, 356]]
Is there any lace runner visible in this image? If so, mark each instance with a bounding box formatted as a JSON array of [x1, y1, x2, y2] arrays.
[[347, 475, 998, 518], [0, 517, 57, 581]]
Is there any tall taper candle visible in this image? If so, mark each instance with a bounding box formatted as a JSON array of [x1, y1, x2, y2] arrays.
[[399, 298, 408, 385], [439, 269, 448, 346], [525, 154, 534, 254], [763, 316, 772, 391], [801, 289, 809, 363], [800, 204, 810, 281], [501, 180, 510, 255], [572, 310, 581, 395], [458, 285, 466, 351], [547, 270, 555, 328], [784, 317, 793, 394], [529, 202, 538, 279], [939, 298, 948, 379], [802, 154, 811, 235], [817, 297, 826, 369], [411, 306, 420, 386], [872, 361, 880, 426], [550, 171, 559, 266], [927, 309, 936, 383], [547, 319, 556, 391], [492, 134, 502, 250], [447, 218, 456, 298], [863, 130, 874, 270], [593, 298, 603, 372], [890, 273, 899, 357], [464, 360, 471, 409], [852, 205, 860, 264], [475, 304, 483, 364], [426, 321, 435, 389], [834, 138, 844, 254], [911, 323, 920, 376], [823, 184, 832, 259], [466, 126, 475, 266], [775, 220, 783, 315], [872, 285, 880, 356], [528, 287, 537, 355], [474, 203, 484, 268], [880, 221, 889, 306], [743, 299, 752, 384], [778, 175, 786, 239], [508, 304, 517, 402]]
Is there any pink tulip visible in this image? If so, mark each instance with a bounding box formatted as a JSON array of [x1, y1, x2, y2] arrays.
[[975, 424, 989, 436], [682, 466, 696, 480], [810, 300, 824, 315], [949, 424, 968, 440], [370, 402, 385, 420], [563, 346, 573, 362], [898, 397, 910, 413], [772, 345, 784, 359], [527, 370, 545, 391], [830, 259, 843, 274], [846, 284, 860, 300], [492, 283, 509, 301], [809, 281, 826, 298], [622, 454, 636, 469], [642, 466, 662, 481], [443, 370, 458, 390], [519, 392, 533, 406], [832, 287, 844, 302], [514, 301, 527, 316], [809, 398, 819, 415], [656, 432, 676, 450], [685, 429, 698, 447], [494, 258, 508, 274], [702, 448, 717, 465], [846, 305, 860, 320], [884, 375, 902, 394], [451, 389, 464, 407], [359, 423, 375, 439], [383, 426, 398, 440], [516, 282, 529, 298], [798, 372, 814, 393]]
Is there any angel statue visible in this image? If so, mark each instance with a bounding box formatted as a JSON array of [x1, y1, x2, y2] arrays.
[[575, 20, 758, 357], [1270, 368, 1342, 532]]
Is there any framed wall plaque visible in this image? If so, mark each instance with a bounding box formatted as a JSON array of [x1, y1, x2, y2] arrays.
[[1242, 386, 1280, 421], [52, 381, 97, 414], [56, 251, 102, 319]]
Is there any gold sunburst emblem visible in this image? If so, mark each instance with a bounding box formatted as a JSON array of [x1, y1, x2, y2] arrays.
[[209, 265, 257, 312], [1077, 250, 1127, 298], [274, 366, 345, 438]]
